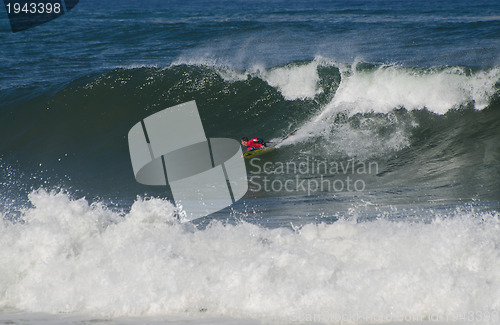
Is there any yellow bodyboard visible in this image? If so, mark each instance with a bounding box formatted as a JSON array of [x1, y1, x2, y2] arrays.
[[243, 146, 276, 159]]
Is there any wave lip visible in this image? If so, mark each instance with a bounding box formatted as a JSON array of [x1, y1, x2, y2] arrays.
[[169, 57, 500, 115], [256, 60, 323, 100], [325, 64, 500, 116]]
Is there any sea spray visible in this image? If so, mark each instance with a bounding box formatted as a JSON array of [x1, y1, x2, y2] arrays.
[[1, 190, 500, 322]]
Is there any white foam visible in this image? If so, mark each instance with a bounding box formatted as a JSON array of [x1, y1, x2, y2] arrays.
[[251, 56, 340, 100], [323, 64, 500, 116], [1, 190, 500, 323], [280, 109, 414, 160], [255, 60, 322, 100]]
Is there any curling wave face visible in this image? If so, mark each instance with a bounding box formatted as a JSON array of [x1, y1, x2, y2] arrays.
[[0, 59, 499, 205]]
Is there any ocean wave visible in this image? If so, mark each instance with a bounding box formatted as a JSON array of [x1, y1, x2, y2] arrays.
[[1, 190, 499, 322], [282, 60, 500, 159], [0, 59, 499, 202]]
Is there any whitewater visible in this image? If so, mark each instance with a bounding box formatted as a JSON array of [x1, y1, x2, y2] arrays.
[[1, 190, 500, 324]]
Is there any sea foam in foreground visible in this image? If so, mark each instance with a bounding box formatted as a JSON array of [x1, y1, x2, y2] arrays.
[[1, 190, 499, 324]]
